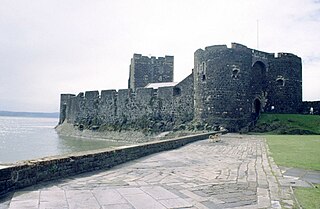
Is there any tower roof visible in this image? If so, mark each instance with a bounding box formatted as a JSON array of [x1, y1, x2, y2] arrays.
[[145, 82, 178, 89]]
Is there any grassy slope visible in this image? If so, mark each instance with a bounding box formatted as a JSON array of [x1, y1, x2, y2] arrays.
[[252, 114, 320, 134]]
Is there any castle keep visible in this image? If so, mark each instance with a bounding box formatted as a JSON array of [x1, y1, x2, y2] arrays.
[[59, 43, 309, 132], [128, 54, 174, 90]]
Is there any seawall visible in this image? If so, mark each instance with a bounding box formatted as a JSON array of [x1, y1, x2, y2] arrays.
[[0, 131, 218, 198]]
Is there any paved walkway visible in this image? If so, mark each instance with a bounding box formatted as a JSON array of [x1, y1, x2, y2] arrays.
[[280, 167, 320, 185], [0, 134, 311, 208]]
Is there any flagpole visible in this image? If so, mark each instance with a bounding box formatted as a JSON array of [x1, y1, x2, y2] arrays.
[[257, 19, 259, 49]]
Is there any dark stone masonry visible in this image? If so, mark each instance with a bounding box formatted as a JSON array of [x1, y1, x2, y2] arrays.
[[128, 54, 174, 90], [59, 42, 317, 132]]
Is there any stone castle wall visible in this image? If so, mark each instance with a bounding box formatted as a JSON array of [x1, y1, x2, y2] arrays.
[[61, 73, 194, 132], [300, 101, 320, 115]]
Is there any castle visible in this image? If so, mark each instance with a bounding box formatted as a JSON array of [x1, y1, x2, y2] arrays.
[[58, 43, 319, 132]]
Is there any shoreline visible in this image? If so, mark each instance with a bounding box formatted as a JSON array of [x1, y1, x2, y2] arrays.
[[55, 122, 208, 143]]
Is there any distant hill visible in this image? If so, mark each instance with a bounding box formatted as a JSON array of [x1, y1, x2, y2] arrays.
[[0, 111, 59, 118]]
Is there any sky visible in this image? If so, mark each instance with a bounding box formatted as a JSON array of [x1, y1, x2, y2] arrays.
[[0, 0, 320, 112]]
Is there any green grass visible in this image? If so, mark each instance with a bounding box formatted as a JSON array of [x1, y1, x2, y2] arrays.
[[266, 135, 320, 170], [294, 185, 320, 209], [252, 114, 320, 134], [266, 135, 320, 208]]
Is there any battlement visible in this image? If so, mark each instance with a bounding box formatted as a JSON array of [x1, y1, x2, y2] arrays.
[[84, 91, 99, 100], [195, 43, 301, 70], [195, 43, 251, 59], [277, 52, 297, 57], [276, 52, 300, 59], [69, 85, 178, 105], [194, 45, 228, 58], [132, 54, 174, 63], [231, 43, 248, 50], [204, 45, 228, 51], [197, 42, 248, 53], [252, 49, 274, 59]]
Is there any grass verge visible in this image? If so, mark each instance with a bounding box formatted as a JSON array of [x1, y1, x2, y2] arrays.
[[266, 135, 320, 208], [294, 184, 320, 209], [266, 135, 320, 170]]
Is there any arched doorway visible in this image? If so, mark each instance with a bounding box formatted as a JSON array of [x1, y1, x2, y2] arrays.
[[251, 61, 267, 93], [253, 98, 261, 115]]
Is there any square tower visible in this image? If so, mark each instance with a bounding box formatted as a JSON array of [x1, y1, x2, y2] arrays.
[[128, 54, 174, 90]]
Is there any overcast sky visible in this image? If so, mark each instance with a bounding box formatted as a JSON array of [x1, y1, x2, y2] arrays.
[[0, 0, 319, 112]]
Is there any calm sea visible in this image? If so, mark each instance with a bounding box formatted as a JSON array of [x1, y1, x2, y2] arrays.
[[0, 116, 127, 164]]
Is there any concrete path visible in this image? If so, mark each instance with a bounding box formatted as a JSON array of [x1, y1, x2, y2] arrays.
[[0, 134, 310, 208]]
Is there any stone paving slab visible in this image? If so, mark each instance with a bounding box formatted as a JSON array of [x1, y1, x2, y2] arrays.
[[65, 190, 101, 209], [0, 134, 306, 208], [280, 167, 320, 185]]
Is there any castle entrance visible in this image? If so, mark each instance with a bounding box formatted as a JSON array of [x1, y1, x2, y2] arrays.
[[251, 61, 267, 93], [251, 98, 262, 122], [253, 98, 261, 115]]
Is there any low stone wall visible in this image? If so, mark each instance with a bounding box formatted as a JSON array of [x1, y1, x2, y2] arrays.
[[0, 132, 218, 197]]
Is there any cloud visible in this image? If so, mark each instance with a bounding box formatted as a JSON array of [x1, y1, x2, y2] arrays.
[[0, 0, 319, 111]]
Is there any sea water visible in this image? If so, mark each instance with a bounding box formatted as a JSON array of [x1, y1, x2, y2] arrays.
[[0, 116, 127, 164]]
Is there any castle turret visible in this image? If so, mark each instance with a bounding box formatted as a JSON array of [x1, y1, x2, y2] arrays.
[[193, 43, 303, 131], [265, 53, 302, 113], [58, 94, 75, 124], [193, 44, 253, 131], [128, 54, 174, 91]]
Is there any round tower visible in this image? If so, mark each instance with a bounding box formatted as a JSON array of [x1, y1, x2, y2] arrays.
[[193, 43, 253, 131], [265, 53, 302, 113]]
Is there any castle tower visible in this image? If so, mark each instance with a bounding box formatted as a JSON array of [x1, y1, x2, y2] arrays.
[[265, 53, 302, 113], [128, 54, 174, 90], [58, 94, 75, 124], [193, 43, 254, 131], [193, 43, 302, 131]]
